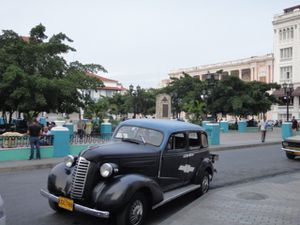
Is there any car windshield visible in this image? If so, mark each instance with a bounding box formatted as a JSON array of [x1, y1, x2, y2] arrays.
[[114, 125, 164, 147]]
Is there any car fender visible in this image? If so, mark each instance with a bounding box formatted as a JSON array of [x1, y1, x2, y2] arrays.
[[193, 157, 213, 183], [92, 174, 163, 212], [48, 162, 73, 196]]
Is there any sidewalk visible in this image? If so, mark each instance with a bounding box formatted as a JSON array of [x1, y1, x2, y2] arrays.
[[159, 171, 300, 225], [0, 128, 283, 173]]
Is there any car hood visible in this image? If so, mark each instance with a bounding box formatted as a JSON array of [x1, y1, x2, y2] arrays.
[[284, 135, 300, 143], [80, 140, 160, 162]]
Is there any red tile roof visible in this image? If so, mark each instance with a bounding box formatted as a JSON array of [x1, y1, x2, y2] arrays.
[[86, 72, 118, 83], [21, 36, 30, 43]]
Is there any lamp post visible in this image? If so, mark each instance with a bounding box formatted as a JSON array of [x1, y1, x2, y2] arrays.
[[129, 84, 141, 118], [282, 82, 294, 122], [204, 72, 219, 122]]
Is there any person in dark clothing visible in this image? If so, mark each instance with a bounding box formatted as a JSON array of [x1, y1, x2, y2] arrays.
[[291, 116, 299, 133], [28, 118, 42, 160]]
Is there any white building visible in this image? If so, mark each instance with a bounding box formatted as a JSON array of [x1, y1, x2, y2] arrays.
[[168, 54, 274, 83], [272, 5, 300, 120], [86, 72, 127, 101]]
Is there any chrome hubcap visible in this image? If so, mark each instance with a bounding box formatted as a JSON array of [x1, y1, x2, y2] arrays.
[[129, 200, 143, 225], [202, 176, 209, 193]]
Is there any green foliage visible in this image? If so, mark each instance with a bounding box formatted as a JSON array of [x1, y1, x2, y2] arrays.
[[0, 24, 105, 123], [162, 73, 280, 120]]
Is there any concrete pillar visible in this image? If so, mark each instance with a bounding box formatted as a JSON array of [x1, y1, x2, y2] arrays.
[[202, 121, 210, 130], [52, 121, 70, 157], [63, 123, 74, 140], [101, 119, 112, 140], [293, 96, 299, 118], [220, 121, 229, 133], [282, 122, 292, 140], [238, 121, 247, 133], [206, 123, 220, 145]]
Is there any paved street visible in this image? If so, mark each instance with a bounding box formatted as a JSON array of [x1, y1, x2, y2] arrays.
[[0, 144, 299, 225]]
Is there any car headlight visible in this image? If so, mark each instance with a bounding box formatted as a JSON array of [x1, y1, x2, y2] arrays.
[[64, 155, 75, 168], [100, 163, 118, 178], [282, 141, 288, 148]]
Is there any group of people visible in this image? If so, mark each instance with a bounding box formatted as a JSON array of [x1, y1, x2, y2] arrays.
[[76, 118, 93, 139]]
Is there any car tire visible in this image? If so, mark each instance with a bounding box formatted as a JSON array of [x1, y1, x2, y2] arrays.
[[48, 200, 66, 213], [194, 171, 210, 197], [286, 152, 296, 160], [116, 192, 148, 225]]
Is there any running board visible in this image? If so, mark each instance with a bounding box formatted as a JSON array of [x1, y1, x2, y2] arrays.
[[152, 184, 200, 210]]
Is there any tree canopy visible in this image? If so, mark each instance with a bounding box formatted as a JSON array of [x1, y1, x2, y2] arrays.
[[161, 73, 280, 122], [0, 24, 105, 123]]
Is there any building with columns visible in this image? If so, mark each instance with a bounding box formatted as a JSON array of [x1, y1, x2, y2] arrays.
[[168, 54, 274, 83], [272, 5, 300, 120]]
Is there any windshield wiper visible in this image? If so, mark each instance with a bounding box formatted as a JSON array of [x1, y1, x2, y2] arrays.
[[121, 138, 140, 144], [139, 135, 146, 144]]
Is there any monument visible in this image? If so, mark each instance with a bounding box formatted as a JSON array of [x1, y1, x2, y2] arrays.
[[156, 94, 171, 119]]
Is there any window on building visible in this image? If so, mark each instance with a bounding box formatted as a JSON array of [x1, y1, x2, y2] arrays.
[[280, 66, 293, 81], [279, 27, 295, 42], [280, 47, 293, 60]]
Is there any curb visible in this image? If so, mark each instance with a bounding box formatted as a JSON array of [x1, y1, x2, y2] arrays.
[[210, 141, 281, 152], [0, 142, 282, 173]]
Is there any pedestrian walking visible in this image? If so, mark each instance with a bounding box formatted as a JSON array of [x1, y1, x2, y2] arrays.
[[28, 118, 42, 160], [291, 116, 299, 133], [85, 119, 93, 136], [77, 119, 85, 139], [258, 116, 267, 143]]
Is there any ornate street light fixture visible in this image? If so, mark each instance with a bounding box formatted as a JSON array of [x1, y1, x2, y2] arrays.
[[129, 84, 141, 118], [282, 82, 294, 122]]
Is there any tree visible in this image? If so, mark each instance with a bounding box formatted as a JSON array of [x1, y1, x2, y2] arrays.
[[162, 73, 205, 120], [0, 24, 105, 124], [211, 76, 280, 118]]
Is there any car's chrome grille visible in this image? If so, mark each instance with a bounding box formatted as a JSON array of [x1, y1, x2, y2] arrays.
[[70, 157, 90, 200]]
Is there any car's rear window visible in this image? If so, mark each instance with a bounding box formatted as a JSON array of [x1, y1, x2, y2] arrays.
[[114, 125, 164, 147]]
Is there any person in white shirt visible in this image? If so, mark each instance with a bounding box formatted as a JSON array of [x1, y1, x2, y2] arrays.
[[259, 116, 267, 142]]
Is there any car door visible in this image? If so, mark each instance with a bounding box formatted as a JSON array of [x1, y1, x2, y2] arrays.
[[159, 132, 189, 191], [186, 131, 209, 182]]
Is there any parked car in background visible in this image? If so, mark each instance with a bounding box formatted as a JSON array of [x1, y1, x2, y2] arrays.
[[41, 119, 218, 225], [282, 136, 300, 159], [0, 195, 6, 225]]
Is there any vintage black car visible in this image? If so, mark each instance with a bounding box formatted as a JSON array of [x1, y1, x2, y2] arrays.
[[41, 119, 218, 225], [282, 135, 300, 159]]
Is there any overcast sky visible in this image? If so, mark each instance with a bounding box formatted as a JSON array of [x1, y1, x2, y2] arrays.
[[1, 0, 299, 88]]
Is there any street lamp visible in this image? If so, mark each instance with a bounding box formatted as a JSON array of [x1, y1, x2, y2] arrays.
[[203, 72, 219, 122], [129, 84, 141, 118], [282, 82, 294, 122]]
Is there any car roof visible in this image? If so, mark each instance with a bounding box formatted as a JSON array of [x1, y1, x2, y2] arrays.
[[119, 119, 204, 134]]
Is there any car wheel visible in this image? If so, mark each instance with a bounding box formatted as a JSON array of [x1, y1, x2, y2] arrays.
[[194, 171, 210, 197], [116, 192, 148, 225], [286, 152, 296, 160], [48, 200, 66, 213]]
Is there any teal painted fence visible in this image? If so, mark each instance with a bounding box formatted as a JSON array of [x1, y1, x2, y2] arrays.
[[0, 144, 93, 161]]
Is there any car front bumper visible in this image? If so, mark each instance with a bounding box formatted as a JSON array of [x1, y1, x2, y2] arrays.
[[282, 147, 300, 155], [40, 189, 110, 219]]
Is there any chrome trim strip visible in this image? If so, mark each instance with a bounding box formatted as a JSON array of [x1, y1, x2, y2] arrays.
[[152, 184, 200, 210], [282, 147, 300, 153], [40, 189, 110, 219]]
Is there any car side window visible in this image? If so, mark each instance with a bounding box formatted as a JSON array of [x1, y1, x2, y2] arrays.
[[188, 132, 200, 150], [200, 133, 208, 148], [167, 133, 187, 151]]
